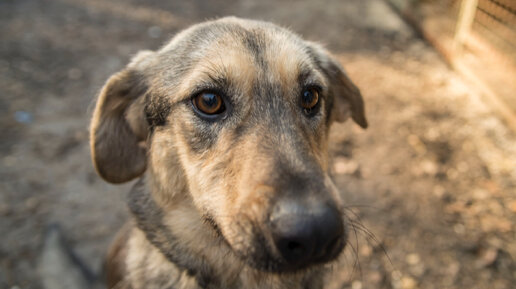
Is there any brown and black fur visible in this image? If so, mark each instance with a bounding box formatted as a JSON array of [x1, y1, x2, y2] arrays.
[[90, 17, 367, 289]]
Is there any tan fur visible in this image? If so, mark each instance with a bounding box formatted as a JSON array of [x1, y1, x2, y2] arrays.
[[91, 17, 367, 289], [105, 223, 131, 288]]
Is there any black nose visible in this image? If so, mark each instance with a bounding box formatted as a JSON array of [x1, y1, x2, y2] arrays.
[[269, 201, 344, 268]]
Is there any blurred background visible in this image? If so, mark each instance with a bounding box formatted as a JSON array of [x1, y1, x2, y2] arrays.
[[0, 0, 515, 288]]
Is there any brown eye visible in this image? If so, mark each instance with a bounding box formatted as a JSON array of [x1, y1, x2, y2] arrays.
[[193, 92, 225, 115], [301, 88, 319, 111]]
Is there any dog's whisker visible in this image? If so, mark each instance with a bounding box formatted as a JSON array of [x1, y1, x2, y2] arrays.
[[346, 220, 395, 272], [348, 222, 364, 282]]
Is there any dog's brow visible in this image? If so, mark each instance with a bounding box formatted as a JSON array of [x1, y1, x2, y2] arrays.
[[298, 67, 327, 89], [192, 73, 231, 92], [205, 72, 231, 89], [177, 70, 233, 102]]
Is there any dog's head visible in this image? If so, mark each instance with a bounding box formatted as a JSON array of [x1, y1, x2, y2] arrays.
[[90, 17, 366, 273]]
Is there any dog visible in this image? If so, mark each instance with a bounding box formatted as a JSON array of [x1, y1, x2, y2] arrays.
[[89, 16, 367, 289]]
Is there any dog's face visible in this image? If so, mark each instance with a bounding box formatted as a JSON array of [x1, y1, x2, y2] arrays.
[[90, 17, 366, 273]]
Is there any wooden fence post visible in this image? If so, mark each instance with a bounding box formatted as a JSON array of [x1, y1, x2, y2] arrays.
[[453, 0, 478, 56]]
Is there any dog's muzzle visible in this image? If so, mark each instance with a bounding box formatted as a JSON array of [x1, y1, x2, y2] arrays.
[[268, 199, 345, 270]]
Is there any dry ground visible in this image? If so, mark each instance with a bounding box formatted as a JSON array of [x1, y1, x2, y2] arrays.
[[1, 0, 515, 288]]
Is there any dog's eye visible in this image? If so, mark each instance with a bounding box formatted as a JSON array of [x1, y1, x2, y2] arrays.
[[193, 92, 225, 115], [300, 88, 319, 114]]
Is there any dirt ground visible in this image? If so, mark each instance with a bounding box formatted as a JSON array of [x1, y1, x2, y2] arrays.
[[1, 0, 515, 288]]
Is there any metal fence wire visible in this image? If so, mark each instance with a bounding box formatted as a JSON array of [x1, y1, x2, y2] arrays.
[[474, 0, 516, 56]]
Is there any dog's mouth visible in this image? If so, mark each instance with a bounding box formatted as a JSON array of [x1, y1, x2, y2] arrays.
[[203, 212, 347, 273], [263, 234, 347, 273], [234, 228, 346, 273]]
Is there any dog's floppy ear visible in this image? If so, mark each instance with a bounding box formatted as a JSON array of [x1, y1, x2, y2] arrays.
[[90, 51, 155, 183], [308, 43, 368, 128]]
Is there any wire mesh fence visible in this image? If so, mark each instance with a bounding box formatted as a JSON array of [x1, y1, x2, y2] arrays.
[[474, 0, 516, 57]]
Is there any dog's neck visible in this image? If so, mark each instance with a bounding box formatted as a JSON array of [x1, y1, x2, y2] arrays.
[[127, 178, 325, 289]]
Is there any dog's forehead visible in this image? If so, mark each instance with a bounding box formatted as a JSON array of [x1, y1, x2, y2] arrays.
[[158, 18, 323, 95], [165, 18, 307, 60]]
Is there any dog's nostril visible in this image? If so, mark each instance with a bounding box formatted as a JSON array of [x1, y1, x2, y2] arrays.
[[287, 241, 302, 252], [275, 235, 314, 265]]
